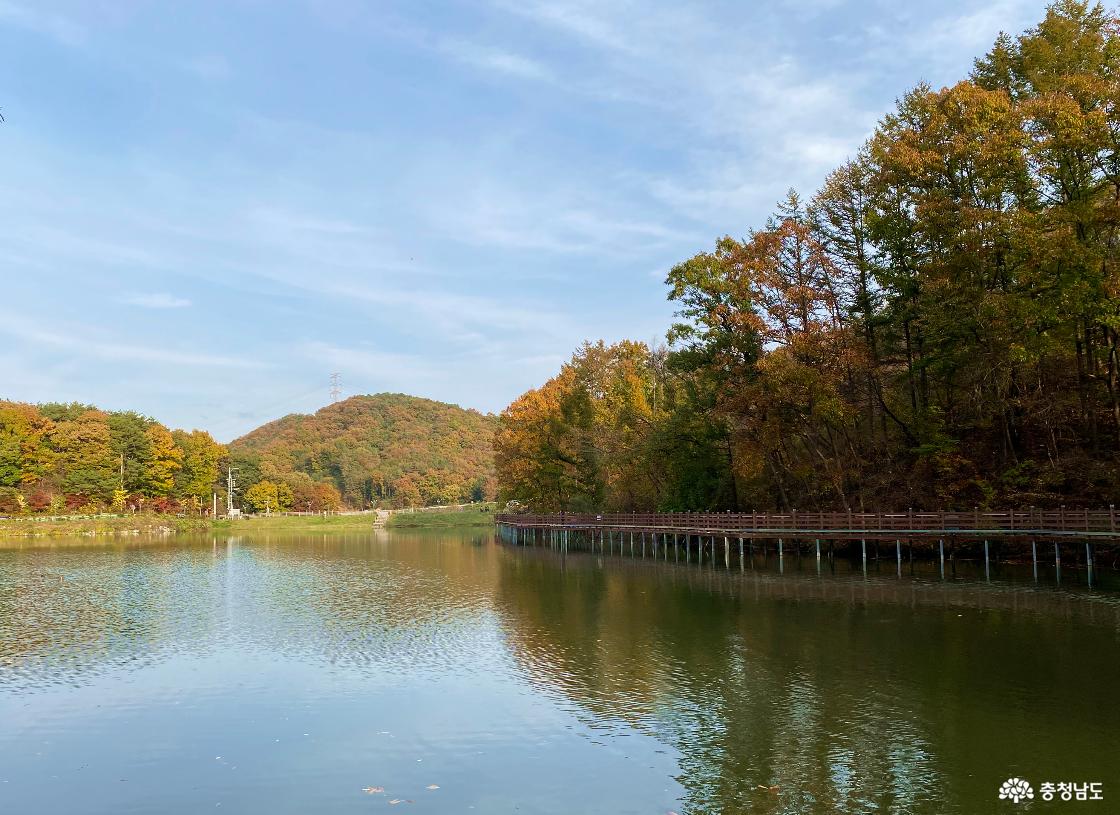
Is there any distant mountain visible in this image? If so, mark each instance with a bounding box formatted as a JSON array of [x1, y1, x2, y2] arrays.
[[228, 394, 496, 509]]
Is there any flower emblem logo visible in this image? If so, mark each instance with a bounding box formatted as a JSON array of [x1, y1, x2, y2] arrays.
[[999, 778, 1034, 803]]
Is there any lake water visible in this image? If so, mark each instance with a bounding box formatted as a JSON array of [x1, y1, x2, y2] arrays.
[[1, 530, 1118, 814]]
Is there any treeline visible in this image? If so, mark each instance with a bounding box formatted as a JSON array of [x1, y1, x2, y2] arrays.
[[496, 2, 1120, 512], [0, 401, 225, 515], [0, 392, 498, 516], [228, 393, 497, 510]]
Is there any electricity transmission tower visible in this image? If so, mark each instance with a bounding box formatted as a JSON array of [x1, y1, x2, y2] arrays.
[[330, 372, 342, 402]]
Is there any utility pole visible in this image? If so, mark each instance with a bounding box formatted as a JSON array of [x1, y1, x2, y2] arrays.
[[227, 466, 238, 517], [330, 372, 342, 402]]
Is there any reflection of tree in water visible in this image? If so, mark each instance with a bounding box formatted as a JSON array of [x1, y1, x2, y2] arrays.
[[0, 542, 207, 689], [0, 532, 503, 691], [494, 550, 1120, 814]]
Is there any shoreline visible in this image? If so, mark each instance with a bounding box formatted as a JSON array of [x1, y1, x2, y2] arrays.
[[0, 508, 496, 543]]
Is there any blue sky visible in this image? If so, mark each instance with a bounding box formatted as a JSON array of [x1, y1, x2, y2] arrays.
[[0, 0, 1049, 440]]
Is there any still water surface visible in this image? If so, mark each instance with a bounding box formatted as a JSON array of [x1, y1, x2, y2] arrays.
[[1, 530, 1118, 814]]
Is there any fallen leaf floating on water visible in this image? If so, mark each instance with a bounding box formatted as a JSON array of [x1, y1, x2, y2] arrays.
[[426, 785, 439, 790], [389, 800, 402, 805], [755, 784, 780, 794], [361, 786, 384, 794]]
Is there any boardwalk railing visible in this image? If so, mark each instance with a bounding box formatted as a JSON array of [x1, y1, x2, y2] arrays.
[[495, 508, 1120, 541]]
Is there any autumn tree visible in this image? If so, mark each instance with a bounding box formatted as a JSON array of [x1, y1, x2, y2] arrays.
[[51, 410, 117, 502], [173, 429, 225, 502], [243, 479, 293, 513]]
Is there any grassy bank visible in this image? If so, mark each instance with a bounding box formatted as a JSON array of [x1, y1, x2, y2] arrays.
[[0, 514, 213, 540], [212, 514, 378, 532], [386, 506, 495, 528]]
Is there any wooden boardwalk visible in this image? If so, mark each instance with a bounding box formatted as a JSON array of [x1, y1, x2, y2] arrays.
[[496, 508, 1120, 541], [496, 508, 1120, 579]]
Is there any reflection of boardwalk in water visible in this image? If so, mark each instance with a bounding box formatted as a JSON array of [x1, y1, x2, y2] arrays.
[[499, 541, 1120, 623]]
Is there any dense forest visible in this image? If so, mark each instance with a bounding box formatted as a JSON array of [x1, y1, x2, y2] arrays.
[[496, 1, 1120, 513], [0, 401, 225, 515], [228, 394, 497, 510], [0, 393, 497, 515]]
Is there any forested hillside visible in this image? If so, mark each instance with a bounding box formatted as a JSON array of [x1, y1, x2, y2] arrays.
[[228, 394, 497, 509], [0, 393, 496, 515], [0, 401, 224, 514], [496, 1, 1120, 513]]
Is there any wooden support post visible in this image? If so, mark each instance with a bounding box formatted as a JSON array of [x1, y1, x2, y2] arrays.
[[815, 539, 821, 574], [1031, 540, 1037, 581], [725, 536, 730, 569], [939, 538, 945, 579], [861, 538, 867, 573], [984, 539, 990, 582], [739, 537, 744, 572], [896, 539, 901, 577], [778, 538, 784, 573]]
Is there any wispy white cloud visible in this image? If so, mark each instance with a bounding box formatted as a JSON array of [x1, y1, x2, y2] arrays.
[[0, 311, 264, 369], [900, 0, 1040, 64], [298, 341, 443, 383], [0, 0, 84, 45], [483, 0, 875, 226], [446, 193, 700, 255], [440, 40, 554, 81], [121, 292, 192, 309], [496, 0, 640, 55]]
